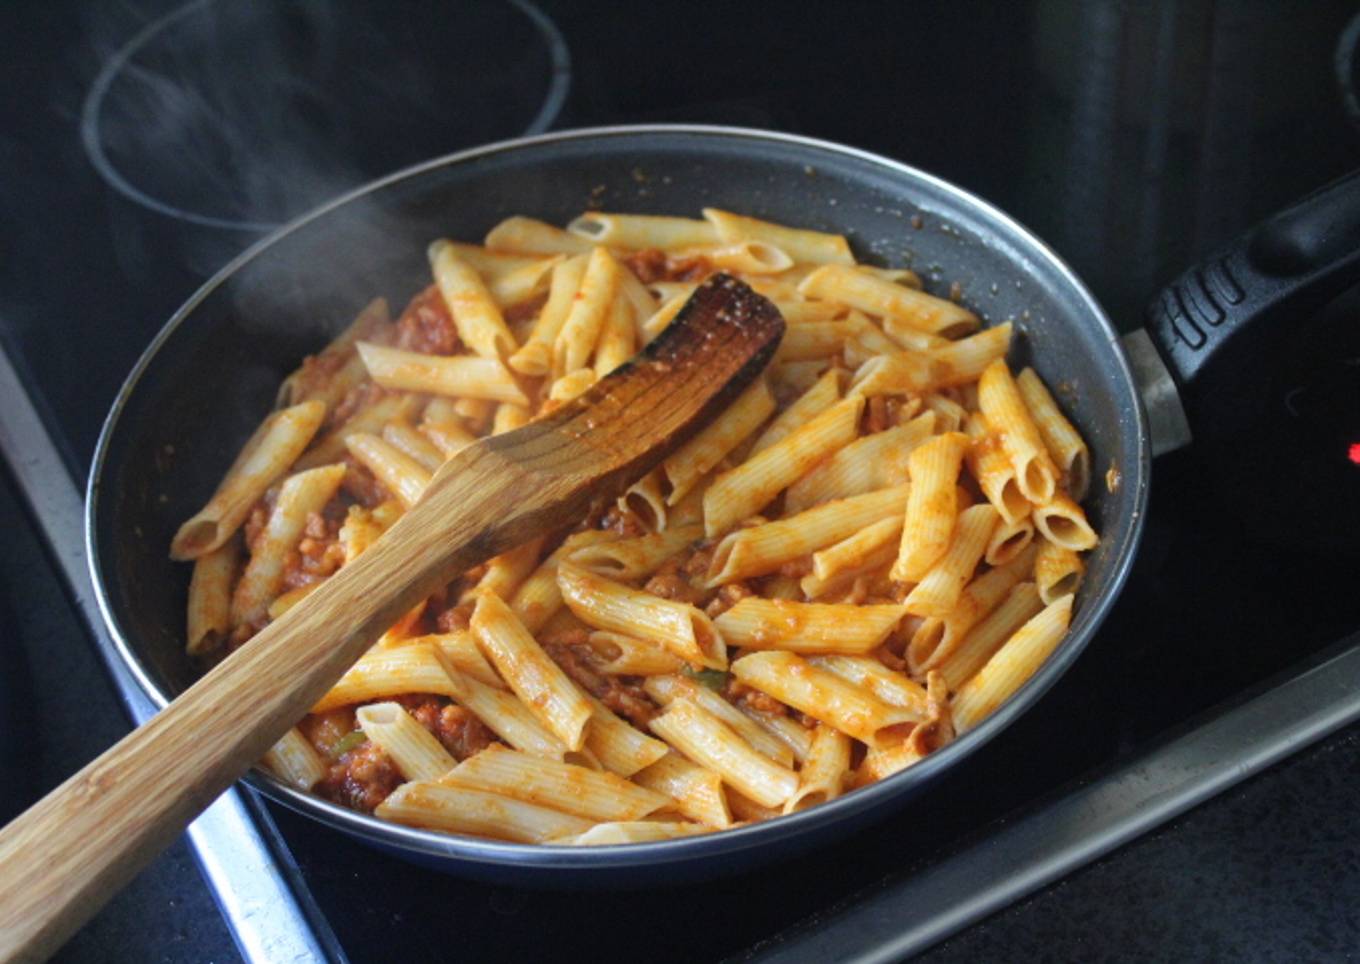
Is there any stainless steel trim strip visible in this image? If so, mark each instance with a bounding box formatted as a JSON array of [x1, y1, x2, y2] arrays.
[[745, 633, 1360, 963], [1121, 328, 1193, 456], [0, 344, 338, 964]]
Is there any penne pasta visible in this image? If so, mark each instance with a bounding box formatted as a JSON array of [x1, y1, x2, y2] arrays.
[[587, 631, 686, 676], [784, 413, 935, 513], [470, 592, 594, 751], [714, 598, 906, 655], [484, 216, 593, 255], [849, 323, 1012, 397], [440, 745, 669, 821], [808, 655, 930, 717], [356, 702, 456, 782], [1017, 367, 1091, 500], [782, 725, 851, 814], [277, 297, 391, 411], [377, 781, 593, 844], [618, 468, 668, 532], [703, 208, 853, 265], [381, 420, 445, 472], [731, 651, 917, 749], [554, 246, 622, 375], [952, 595, 1074, 733], [568, 212, 718, 250], [891, 431, 970, 582], [558, 821, 709, 845], [965, 412, 1030, 525], [937, 581, 1045, 690], [510, 530, 619, 633], [649, 699, 799, 809], [260, 727, 327, 791], [662, 379, 776, 506], [1034, 537, 1086, 603], [567, 525, 703, 581], [906, 546, 1037, 675], [706, 485, 909, 586], [171, 399, 326, 559], [557, 562, 727, 670], [344, 433, 430, 509], [1033, 492, 1100, 551], [978, 359, 1058, 505], [356, 341, 527, 404], [903, 504, 999, 617], [509, 253, 589, 375], [798, 264, 978, 337], [643, 675, 794, 767], [427, 240, 517, 359], [229, 463, 345, 625], [631, 752, 732, 828], [703, 395, 864, 537], [747, 367, 842, 456], [186, 536, 239, 655], [580, 692, 670, 776], [985, 513, 1036, 567]]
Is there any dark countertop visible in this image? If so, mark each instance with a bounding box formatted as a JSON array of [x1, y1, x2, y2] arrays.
[[5, 464, 1358, 962]]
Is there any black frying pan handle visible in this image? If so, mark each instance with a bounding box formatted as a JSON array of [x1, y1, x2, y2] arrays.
[[1145, 168, 1360, 438]]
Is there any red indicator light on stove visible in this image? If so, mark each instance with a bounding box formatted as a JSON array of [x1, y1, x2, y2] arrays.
[[1350, 442, 1360, 465]]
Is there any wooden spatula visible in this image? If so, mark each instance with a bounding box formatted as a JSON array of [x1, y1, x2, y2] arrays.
[[0, 273, 784, 964]]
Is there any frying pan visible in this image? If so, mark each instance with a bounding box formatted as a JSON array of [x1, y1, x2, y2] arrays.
[[85, 126, 1360, 883]]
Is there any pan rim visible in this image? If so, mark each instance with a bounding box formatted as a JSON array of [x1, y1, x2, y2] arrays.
[[85, 123, 1150, 872]]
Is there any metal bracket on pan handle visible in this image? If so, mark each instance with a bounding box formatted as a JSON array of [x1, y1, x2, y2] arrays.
[[1142, 167, 1360, 442], [1121, 328, 1192, 457]]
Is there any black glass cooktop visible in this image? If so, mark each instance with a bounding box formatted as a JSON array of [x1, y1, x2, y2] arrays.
[[3, 2, 1359, 961]]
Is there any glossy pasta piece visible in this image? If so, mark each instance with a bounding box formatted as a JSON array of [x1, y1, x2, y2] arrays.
[[230, 463, 346, 625], [510, 530, 619, 633], [891, 431, 970, 582], [965, 412, 1030, 525], [952, 595, 1074, 733], [730, 651, 917, 749], [567, 525, 702, 581], [643, 675, 794, 767], [850, 324, 1012, 397], [427, 240, 517, 359], [1017, 367, 1091, 500], [558, 821, 709, 845], [484, 216, 592, 255], [903, 504, 999, 618], [557, 562, 727, 670], [714, 598, 906, 655], [985, 513, 1036, 567], [1033, 492, 1100, 551], [580, 692, 670, 777], [1034, 537, 1086, 603], [553, 246, 622, 375], [470, 591, 595, 751], [703, 395, 864, 538], [978, 359, 1059, 506], [937, 581, 1045, 690], [703, 208, 853, 265], [186, 536, 239, 655], [784, 413, 934, 513], [782, 725, 851, 814], [593, 295, 635, 377], [747, 367, 842, 456], [170, 399, 326, 559], [344, 433, 430, 509], [662, 379, 775, 506], [798, 264, 978, 337], [649, 699, 799, 809], [706, 484, 908, 586], [356, 702, 456, 782], [807, 655, 931, 718], [440, 745, 669, 822], [568, 212, 718, 249], [586, 632, 686, 676], [509, 253, 588, 375], [356, 341, 527, 405], [377, 782, 592, 844], [631, 752, 732, 828], [259, 728, 327, 791]]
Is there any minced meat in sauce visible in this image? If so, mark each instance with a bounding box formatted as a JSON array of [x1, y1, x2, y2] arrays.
[[541, 634, 655, 728], [394, 284, 462, 355]]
